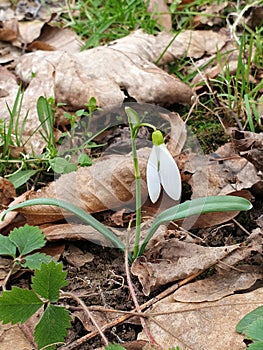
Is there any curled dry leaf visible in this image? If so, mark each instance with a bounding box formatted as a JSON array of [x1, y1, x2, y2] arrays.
[[131, 230, 262, 296], [183, 143, 262, 198], [0, 323, 33, 350], [1, 28, 229, 154], [138, 288, 263, 349], [173, 265, 263, 302], [232, 130, 263, 172], [131, 239, 238, 296]]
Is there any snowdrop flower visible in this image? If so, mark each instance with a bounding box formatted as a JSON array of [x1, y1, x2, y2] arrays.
[[146, 130, 182, 203]]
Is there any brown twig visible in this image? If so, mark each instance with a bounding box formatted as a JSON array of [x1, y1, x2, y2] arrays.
[[60, 291, 109, 347], [60, 270, 203, 350]]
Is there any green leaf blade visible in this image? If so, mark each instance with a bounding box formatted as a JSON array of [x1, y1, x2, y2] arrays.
[[0, 235, 16, 257], [32, 261, 68, 302], [139, 196, 252, 257], [237, 306, 263, 333], [104, 344, 126, 350], [8, 169, 38, 189], [9, 224, 46, 256], [154, 196, 252, 226], [34, 304, 71, 350], [0, 287, 43, 324], [245, 318, 263, 342], [21, 253, 55, 270]]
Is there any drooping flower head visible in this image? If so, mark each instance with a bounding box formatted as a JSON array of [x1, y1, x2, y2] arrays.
[[146, 130, 182, 203]]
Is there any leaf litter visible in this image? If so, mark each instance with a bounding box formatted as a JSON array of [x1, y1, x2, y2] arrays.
[[0, 1, 262, 349]]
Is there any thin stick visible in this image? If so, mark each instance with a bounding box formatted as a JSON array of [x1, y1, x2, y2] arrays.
[[124, 231, 161, 349], [60, 270, 202, 350], [60, 291, 109, 347]]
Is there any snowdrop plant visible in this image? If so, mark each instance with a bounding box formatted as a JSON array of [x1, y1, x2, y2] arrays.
[[2, 108, 253, 263]]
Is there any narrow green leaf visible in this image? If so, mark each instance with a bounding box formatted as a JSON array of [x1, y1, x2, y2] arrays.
[[8, 169, 38, 189], [9, 224, 46, 256], [2, 198, 126, 256], [104, 344, 126, 350], [0, 235, 16, 257], [247, 342, 263, 349], [237, 306, 263, 333], [37, 96, 53, 136], [21, 253, 55, 270], [32, 261, 68, 302], [34, 304, 71, 350], [0, 286, 43, 324], [246, 318, 263, 342], [138, 196, 252, 256]]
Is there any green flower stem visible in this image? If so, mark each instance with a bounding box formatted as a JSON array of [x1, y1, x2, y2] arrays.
[[131, 138, 141, 260]]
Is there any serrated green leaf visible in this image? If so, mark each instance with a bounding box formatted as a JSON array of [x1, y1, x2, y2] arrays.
[[8, 169, 38, 189], [104, 344, 126, 350], [246, 318, 263, 342], [0, 286, 43, 324], [0, 235, 16, 257], [9, 224, 46, 256], [21, 253, 55, 270], [32, 261, 68, 302], [34, 304, 71, 350], [237, 306, 263, 333]]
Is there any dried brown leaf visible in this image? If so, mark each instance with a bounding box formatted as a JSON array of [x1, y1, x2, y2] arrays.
[[132, 229, 262, 296], [0, 323, 32, 350], [173, 266, 263, 302], [232, 130, 263, 171], [131, 239, 238, 296], [183, 143, 261, 198], [146, 0, 172, 31], [65, 244, 94, 268], [138, 288, 263, 349]]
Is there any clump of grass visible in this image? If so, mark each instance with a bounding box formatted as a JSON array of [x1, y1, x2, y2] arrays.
[[63, 0, 161, 49]]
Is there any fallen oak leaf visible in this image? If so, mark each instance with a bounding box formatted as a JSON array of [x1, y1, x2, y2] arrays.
[[131, 229, 261, 296], [232, 130, 263, 172], [173, 265, 263, 303], [138, 288, 263, 349]]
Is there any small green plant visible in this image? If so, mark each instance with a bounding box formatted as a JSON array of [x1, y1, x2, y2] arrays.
[[0, 260, 71, 350], [236, 306, 263, 349], [63, 0, 160, 49], [0, 224, 55, 289], [2, 108, 253, 262]]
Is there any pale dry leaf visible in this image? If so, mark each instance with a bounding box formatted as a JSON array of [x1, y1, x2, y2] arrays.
[[0, 323, 33, 350], [232, 130, 263, 172], [65, 244, 94, 268], [183, 143, 262, 198], [27, 23, 84, 53], [138, 288, 263, 349], [14, 153, 148, 224], [219, 228, 262, 267], [146, 0, 172, 31], [193, 2, 228, 27], [132, 229, 262, 296], [173, 265, 263, 302], [0, 177, 16, 208], [131, 239, 239, 296]]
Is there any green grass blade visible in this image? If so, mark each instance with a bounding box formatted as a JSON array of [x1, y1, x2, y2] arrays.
[[2, 198, 127, 258], [138, 196, 252, 257]]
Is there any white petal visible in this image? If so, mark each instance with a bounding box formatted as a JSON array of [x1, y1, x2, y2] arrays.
[[159, 144, 182, 201], [146, 146, 161, 203]]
